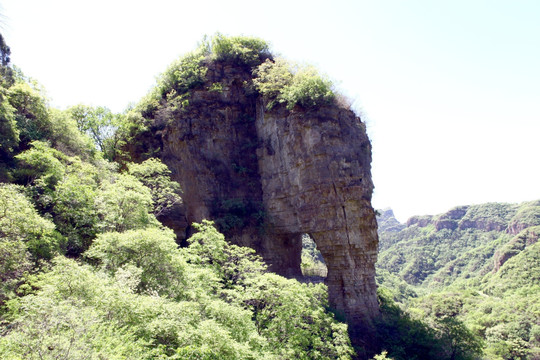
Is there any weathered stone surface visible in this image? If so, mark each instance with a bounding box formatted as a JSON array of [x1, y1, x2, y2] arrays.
[[255, 101, 380, 331], [127, 60, 380, 344]]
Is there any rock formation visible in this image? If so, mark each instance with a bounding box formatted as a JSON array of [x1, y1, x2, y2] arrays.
[[376, 208, 406, 233], [126, 58, 380, 345]]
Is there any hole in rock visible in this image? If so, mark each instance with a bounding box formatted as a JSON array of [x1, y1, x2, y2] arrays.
[[300, 234, 327, 281]]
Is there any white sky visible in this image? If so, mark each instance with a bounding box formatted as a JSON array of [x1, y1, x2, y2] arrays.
[[2, 0, 539, 222]]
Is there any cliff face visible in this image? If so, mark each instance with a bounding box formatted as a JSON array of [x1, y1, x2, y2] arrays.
[[128, 59, 380, 339], [255, 101, 380, 331]]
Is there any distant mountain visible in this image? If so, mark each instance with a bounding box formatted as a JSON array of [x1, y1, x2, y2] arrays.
[[376, 208, 406, 233], [377, 201, 540, 287], [376, 201, 540, 359]]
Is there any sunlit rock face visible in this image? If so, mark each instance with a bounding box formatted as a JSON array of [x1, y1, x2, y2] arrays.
[[255, 101, 380, 333], [128, 60, 380, 344]]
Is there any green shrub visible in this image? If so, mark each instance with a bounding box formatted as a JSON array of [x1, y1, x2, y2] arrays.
[[210, 33, 270, 66], [253, 58, 293, 109], [253, 59, 335, 110], [85, 227, 186, 299], [158, 46, 208, 99], [281, 66, 335, 109]]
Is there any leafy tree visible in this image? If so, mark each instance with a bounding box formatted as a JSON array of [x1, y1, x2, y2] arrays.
[[410, 293, 484, 360], [67, 104, 122, 159], [0, 88, 18, 168], [1, 221, 354, 359], [0, 257, 157, 359], [16, 141, 103, 255], [127, 158, 182, 217], [185, 221, 354, 359], [375, 288, 443, 360], [0, 184, 59, 303], [434, 316, 483, 360], [185, 220, 267, 289], [241, 272, 354, 360], [47, 108, 95, 159], [52, 165, 99, 255], [85, 227, 186, 299], [0, 33, 14, 86], [95, 173, 158, 233], [15, 140, 66, 189], [7, 80, 51, 149]]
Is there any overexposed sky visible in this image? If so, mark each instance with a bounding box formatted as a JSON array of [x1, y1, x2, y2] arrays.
[[2, 0, 539, 221]]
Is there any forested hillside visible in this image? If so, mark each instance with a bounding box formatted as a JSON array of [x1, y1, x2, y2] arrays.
[[376, 204, 540, 359], [2, 31, 537, 360]]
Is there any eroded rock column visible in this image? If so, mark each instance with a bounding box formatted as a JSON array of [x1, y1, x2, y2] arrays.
[[255, 102, 380, 335]]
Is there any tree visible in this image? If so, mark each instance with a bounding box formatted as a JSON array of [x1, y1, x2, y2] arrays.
[[127, 158, 182, 217], [185, 221, 354, 359], [47, 108, 95, 159], [7, 80, 51, 149], [85, 227, 186, 299], [0, 183, 59, 303], [94, 173, 158, 233], [67, 104, 121, 159], [0, 33, 14, 86], [0, 88, 18, 165], [434, 316, 484, 360], [413, 294, 484, 360], [0, 257, 154, 359]]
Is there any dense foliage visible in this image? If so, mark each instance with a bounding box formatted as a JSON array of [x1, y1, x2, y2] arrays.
[[253, 58, 335, 110]]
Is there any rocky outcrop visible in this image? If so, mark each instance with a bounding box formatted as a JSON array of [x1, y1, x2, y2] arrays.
[[255, 101, 380, 335], [406, 215, 433, 228], [493, 226, 540, 272], [128, 60, 380, 344], [434, 206, 468, 231], [405, 204, 519, 233], [376, 208, 405, 233]]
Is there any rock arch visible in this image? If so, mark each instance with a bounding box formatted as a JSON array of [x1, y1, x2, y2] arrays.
[[254, 101, 380, 334], [131, 61, 380, 347]]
